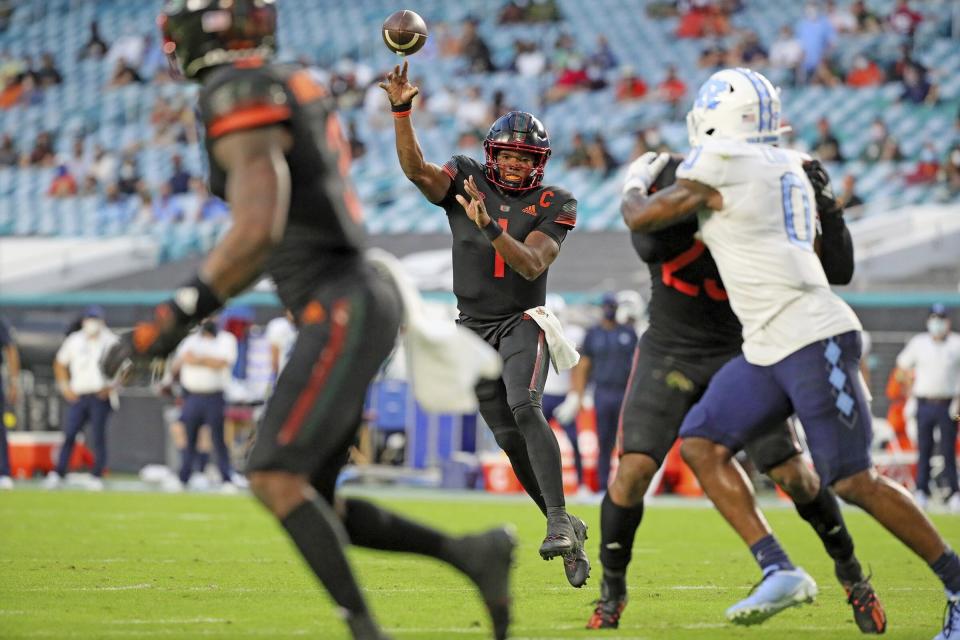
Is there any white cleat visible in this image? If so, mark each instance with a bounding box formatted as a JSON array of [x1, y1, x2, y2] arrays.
[[161, 476, 184, 493], [85, 476, 104, 492], [42, 471, 62, 490], [219, 482, 239, 495], [947, 493, 960, 515], [915, 491, 930, 511], [0, 476, 13, 490], [933, 590, 960, 640], [726, 568, 817, 626], [229, 472, 249, 489]]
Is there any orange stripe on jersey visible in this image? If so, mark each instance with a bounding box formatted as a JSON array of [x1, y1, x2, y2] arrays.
[[289, 69, 328, 104], [208, 104, 292, 138]]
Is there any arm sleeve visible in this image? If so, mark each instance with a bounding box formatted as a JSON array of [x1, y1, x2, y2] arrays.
[[818, 209, 855, 285], [536, 198, 577, 246], [895, 338, 917, 370], [630, 217, 699, 263], [579, 329, 595, 358], [55, 337, 72, 366], [199, 69, 293, 141]]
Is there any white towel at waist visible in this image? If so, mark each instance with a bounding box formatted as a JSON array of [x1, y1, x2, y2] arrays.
[[524, 306, 580, 373]]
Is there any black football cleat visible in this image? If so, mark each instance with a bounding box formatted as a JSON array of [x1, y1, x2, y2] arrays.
[[539, 513, 576, 560], [563, 514, 591, 588], [843, 577, 887, 634], [346, 613, 394, 640], [586, 576, 627, 629], [460, 526, 517, 640]]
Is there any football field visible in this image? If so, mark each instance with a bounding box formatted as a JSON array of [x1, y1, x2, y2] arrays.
[[1, 488, 956, 639]]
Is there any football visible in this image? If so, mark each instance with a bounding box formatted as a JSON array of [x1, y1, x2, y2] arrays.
[[382, 9, 428, 56]]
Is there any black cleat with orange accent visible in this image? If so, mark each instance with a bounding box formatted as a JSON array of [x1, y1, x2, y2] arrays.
[[843, 577, 887, 634], [586, 575, 627, 629], [563, 514, 591, 588], [539, 513, 576, 560]]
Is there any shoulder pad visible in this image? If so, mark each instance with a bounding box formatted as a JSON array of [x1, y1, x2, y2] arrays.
[[201, 67, 292, 139]]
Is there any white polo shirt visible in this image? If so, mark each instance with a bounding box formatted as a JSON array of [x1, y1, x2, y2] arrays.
[[176, 331, 238, 394], [896, 332, 960, 399], [56, 329, 119, 395], [264, 316, 297, 376]]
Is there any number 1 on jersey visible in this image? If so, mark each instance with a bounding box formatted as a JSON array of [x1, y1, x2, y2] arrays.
[[493, 218, 508, 278]]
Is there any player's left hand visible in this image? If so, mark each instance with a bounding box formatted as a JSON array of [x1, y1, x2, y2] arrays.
[[456, 175, 491, 229], [802, 159, 841, 215], [623, 151, 670, 197]]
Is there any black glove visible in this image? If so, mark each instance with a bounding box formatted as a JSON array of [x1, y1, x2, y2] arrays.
[[100, 306, 190, 379], [802, 159, 842, 218]]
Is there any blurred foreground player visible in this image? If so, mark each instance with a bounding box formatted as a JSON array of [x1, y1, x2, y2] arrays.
[[589, 152, 883, 632], [627, 67, 960, 639], [382, 60, 590, 587], [102, 3, 514, 639]]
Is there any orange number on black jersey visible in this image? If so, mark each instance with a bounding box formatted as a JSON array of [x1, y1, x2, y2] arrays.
[[493, 218, 508, 278]]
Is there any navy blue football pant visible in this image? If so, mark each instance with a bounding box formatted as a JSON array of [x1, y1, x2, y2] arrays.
[[915, 398, 959, 496], [0, 386, 9, 477], [541, 392, 583, 484], [56, 394, 111, 477], [178, 391, 232, 484], [595, 385, 625, 490]]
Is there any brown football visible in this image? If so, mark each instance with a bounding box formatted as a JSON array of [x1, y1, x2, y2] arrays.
[[382, 10, 428, 56]]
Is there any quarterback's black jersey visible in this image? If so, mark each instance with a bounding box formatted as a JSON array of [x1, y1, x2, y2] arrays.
[[199, 62, 365, 314], [436, 155, 576, 321]]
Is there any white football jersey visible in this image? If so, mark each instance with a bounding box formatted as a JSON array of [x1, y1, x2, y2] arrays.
[[676, 139, 861, 365]]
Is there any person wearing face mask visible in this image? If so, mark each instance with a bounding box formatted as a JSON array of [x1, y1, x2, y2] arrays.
[[169, 317, 241, 493], [895, 304, 960, 512], [559, 294, 638, 491], [45, 306, 118, 491]]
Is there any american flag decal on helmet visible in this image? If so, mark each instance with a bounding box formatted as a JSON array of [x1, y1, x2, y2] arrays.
[[555, 200, 577, 227]]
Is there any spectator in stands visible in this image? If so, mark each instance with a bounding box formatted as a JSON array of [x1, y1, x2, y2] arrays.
[[846, 54, 884, 87], [347, 120, 366, 160], [656, 65, 687, 118], [888, 0, 922, 40], [170, 319, 242, 492], [90, 144, 117, 187], [0, 133, 16, 166], [63, 137, 91, 185], [511, 40, 547, 78], [491, 89, 515, 119], [839, 174, 864, 211], [698, 43, 727, 70], [133, 184, 154, 224], [676, 0, 731, 39], [812, 116, 844, 162], [45, 306, 118, 491], [47, 164, 78, 198], [152, 182, 184, 223], [851, 0, 882, 33], [139, 33, 166, 80], [108, 59, 143, 87], [459, 18, 494, 73], [565, 133, 590, 169], [894, 303, 960, 512], [823, 0, 855, 33], [860, 117, 902, 163], [79, 21, 108, 60], [0, 73, 24, 110], [0, 50, 24, 86], [188, 178, 229, 222], [737, 30, 768, 66], [899, 62, 938, 105], [586, 134, 618, 177], [615, 66, 647, 101], [945, 143, 960, 196], [34, 52, 62, 87], [100, 182, 133, 224], [107, 25, 145, 69], [0, 316, 20, 489], [167, 153, 191, 195], [809, 59, 842, 87], [905, 142, 940, 185], [498, 1, 526, 24], [455, 85, 491, 133], [588, 35, 618, 73], [115, 152, 140, 196], [24, 131, 55, 167], [887, 43, 920, 83], [796, 1, 837, 83], [770, 25, 803, 82], [546, 55, 591, 103]]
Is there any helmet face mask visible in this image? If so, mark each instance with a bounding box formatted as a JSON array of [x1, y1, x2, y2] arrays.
[[160, 0, 278, 81], [685, 68, 790, 148], [483, 111, 551, 191]]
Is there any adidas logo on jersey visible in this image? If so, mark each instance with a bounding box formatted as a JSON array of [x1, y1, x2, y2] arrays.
[[522, 204, 537, 216]]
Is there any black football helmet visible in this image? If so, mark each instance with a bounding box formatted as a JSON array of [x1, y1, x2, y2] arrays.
[[483, 111, 551, 191], [159, 0, 278, 81]]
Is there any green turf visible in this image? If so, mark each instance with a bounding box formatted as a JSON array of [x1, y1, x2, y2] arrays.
[[0, 490, 956, 639]]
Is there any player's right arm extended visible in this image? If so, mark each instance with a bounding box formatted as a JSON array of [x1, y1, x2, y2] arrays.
[[381, 60, 451, 203], [622, 179, 722, 233]]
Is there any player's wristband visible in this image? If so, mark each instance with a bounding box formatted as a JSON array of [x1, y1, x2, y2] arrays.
[[134, 273, 223, 356], [391, 102, 412, 118], [481, 220, 503, 242]]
